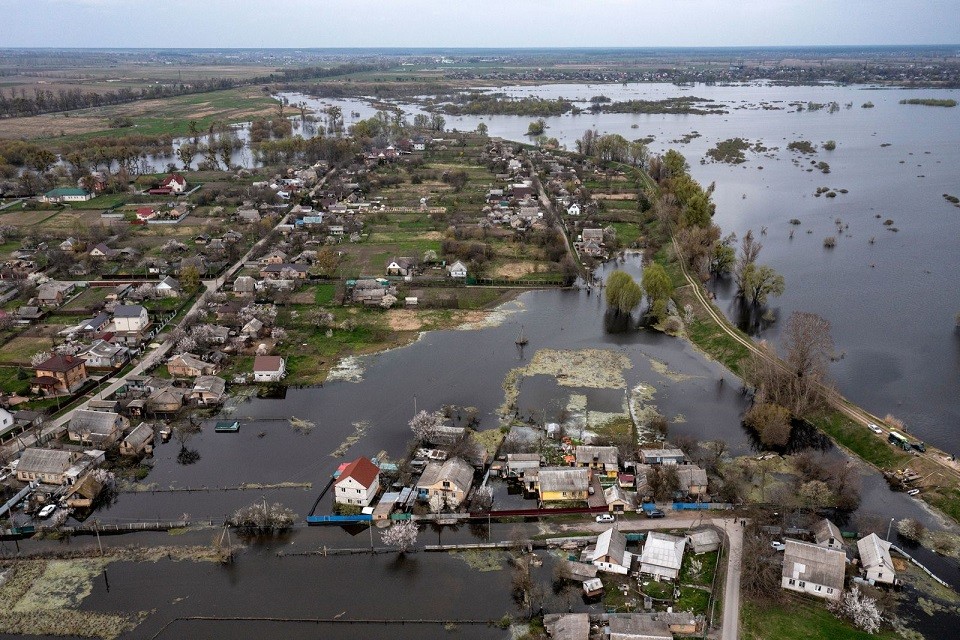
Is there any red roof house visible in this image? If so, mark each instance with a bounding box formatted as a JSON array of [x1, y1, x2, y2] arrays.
[[334, 456, 381, 507]]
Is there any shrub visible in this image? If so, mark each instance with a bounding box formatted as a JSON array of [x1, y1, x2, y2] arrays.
[[823, 237, 836, 248]]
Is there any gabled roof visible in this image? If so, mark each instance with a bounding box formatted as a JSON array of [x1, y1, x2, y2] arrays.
[[607, 615, 673, 640], [336, 456, 379, 489], [640, 532, 686, 572], [575, 445, 618, 465], [158, 276, 180, 290], [18, 447, 76, 475], [161, 173, 187, 187], [168, 353, 208, 371], [539, 467, 590, 493], [857, 533, 894, 574], [36, 354, 85, 373], [69, 409, 120, 435], [253, 355, 284, 373], [592, 527, 628, 564], [782, 539, 846, 591], [114, 304, 146, 318], [123, 422, 154, 448], [543, 613, 590, 640], [192, 375, 225, 396], [417, 457, 474, 492], [814, 518, 843, 546]]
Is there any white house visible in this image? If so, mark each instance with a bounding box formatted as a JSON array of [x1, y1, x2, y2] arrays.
[[113, 305, 149, 332], [334, 456, 381, 507], [639, 532, 686, 580], [253, 355, 285, 382], [567, 203, 581, 216], [447, 260, 468, 279], [0, 407, 15, 440], [857, 533, 896, 585], [41, 188, 92, 203], [160, 173, 188, 194], [781, 539, 845, 600], [155, 276, 181, 298], [588, 527, 632, 574]]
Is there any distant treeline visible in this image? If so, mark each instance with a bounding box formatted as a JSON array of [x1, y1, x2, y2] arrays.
[[600, 97, 727, 115], [0, 63, 384, 119], [428, 94, 727, 117]]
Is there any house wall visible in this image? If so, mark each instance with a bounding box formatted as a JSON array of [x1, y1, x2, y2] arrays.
[[865, 567, 895, 585], [640, 563, 679, 581], [17, 469, 68, 485], [781, 576, 841, 600], [540, 489, 588, 502], [335, 476, 380, 506], [36, 363, 87, 392], [115, 313, 147, 332]]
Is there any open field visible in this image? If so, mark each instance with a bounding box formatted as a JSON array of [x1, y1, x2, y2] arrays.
[[0, 86, 279, 141], [742, 599, 897, 640]]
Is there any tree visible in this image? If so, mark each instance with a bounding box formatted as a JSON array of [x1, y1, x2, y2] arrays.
[[605, 270, 643, 315], [180, 264, 201, 291], [710, 241, 736, 276], [897, 518, 926, 542], [476, 122, 488, 137], [734, 229, 762, 293], [409, 409, 446, 443], [381, 520, 418, 553], [829, 587, 882, 634], [30, 350, 52, 367], [230, 499, 296, 535], [798, 480, 833, 509], [526, 119, 546, 137], [662, 149, 689, 178], [641, 263, 674, 321], [647, 465, 681, 501], [783, 311, 834, 385], [743, 402, 792, 447], [741, 523, 784, 600], [740, 263, 785, 306]]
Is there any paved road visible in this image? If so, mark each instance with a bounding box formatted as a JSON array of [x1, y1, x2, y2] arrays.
[[559, 513, 744, 639]]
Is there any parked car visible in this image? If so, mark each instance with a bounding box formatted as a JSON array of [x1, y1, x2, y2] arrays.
[[645, 509, 666, 519], [596, 514, 615, 523], [771, 540, 786, 552], [913, 442, 926, 453], [868, 423, 883, 434], [907, 488, 921, 496], [38, 504, 56, 519]]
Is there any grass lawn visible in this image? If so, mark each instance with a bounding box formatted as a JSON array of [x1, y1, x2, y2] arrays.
[[0, 365, 31, 395], [69, 193, 129, 210], [812, 411, 911, 469], [611, 222, 642, 247], [742, 599, 897, 640], [0, 336, 52, 365], [314, 283, 336, 305], [686, 319, 750, 374], [61, 287, 108, 312]]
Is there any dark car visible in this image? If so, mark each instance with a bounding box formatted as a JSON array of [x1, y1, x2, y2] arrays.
[[645, 509, 665, 519]]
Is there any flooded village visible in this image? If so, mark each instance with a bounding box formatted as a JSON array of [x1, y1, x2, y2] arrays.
[[1, 72, 960, 639]]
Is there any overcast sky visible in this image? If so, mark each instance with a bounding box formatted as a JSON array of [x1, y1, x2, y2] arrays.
[[3, 0, 958, 48]]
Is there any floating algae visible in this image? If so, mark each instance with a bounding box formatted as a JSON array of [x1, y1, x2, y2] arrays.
[[330, 420, 370, 457], [649, 358, 697, 383], [501, 349, 632, 416], [630, 383, 664, 445], [326, 356, 364, 383]]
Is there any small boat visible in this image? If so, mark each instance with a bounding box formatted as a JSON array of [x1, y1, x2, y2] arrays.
[[515, 325, 528, 346], [215, 420, 240, 433]]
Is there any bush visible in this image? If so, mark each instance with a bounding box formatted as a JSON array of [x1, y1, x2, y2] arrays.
[[823, 237, 836, 248], [744, 402, 793, 447]]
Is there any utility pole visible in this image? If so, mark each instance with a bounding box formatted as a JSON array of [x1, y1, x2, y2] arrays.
[[886, 517, 895, 541], [94, 521, 103, 556]]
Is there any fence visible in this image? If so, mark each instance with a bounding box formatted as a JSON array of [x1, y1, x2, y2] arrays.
[[305, 514, 372, 525], [671, 503, 733, 511]]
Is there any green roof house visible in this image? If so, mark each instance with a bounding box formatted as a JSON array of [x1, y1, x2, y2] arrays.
[[41, 187, 93, 203]]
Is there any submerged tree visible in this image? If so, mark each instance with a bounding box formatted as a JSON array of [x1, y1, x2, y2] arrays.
[[605, 270, 643, 316], [409, 409, 446, 443], [230, 499, 296, 534], [381, 520, 419, 553]]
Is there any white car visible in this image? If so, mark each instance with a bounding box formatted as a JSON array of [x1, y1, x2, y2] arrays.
[[868, 423, 883, 434], [907, 488, 921, 496], [771, 541, 786, 552], [38, 504, 56, 519], [596, 514, 616, 523]]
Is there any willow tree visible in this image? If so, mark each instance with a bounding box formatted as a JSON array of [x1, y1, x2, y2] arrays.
[[605, 270, 643, 315], [641, 263, 674, 321]]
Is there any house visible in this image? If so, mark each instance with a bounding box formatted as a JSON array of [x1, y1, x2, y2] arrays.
[[567, 204, 581, 216], [676, 466, 709, 497], [80, 313, 111, 334], [160, 173, 188, 194], [16, 306, 43, 324], [687, 528, 721, 554], [334, 456, 381, 507], [241, 317, 264, 338], [67, 409, 128, 446], [253, 355, 286, 382], [156, 276, 181, 298], [15, 448, 82, 485], [814, 518, 845, 550], [587, 527, 632, 574], [537, 467, 590, 503], [607, 615, 673, 640], [604, 484, 634, 513], [582, 228, 604, 244], [574, 445, 618, 475], [607, 615, 672, 640], [106, 283, 132, 302], [446, 260, 468, 279], [639, 532, 686, 580], [31, 354, 88, 395], [36, 282, 73, 307], [167, 353, 217, 377], [90, 243, 118, 259], [78, 339, 129, 369], [146, 386, 187, 414], [190, 375, 226, 405], [504, 453, 541, 478], [113, 305, 149, 332], [0, 407, 17, 442], [543, 613, 589, 640], [233, 275, 257, 294], [416, 457, 474, 510], [59, 237, 81, 252], [781, 539, 845, 600], [260, 250, 288, 265], [639, 448, 687, 466], [260, 263, 308, 280], [857, 533, 896, 585], [237, 208, 261, 223], [136, 207, 156, 221], [41, 187, 92, 203], [386, 257, 415, 277], [120, 422, 155, 457]]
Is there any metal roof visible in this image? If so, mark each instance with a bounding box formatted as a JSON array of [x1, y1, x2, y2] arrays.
[[640, 532, 686, 572], [782, 539, 846, 591]]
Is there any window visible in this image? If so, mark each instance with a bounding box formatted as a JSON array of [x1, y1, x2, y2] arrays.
[[799, 581, 806, 588], [562, 492, 568, 497], [357, 489, 361, 494], [878, 572, 883, 578], [815, 585, 821, 592], [788, 579, 796, 586], [827, 588, 834, 594]]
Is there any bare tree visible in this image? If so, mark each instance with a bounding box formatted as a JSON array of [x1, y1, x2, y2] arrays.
[[408, 409, 446, 443], [381, 520, 418, 553]]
